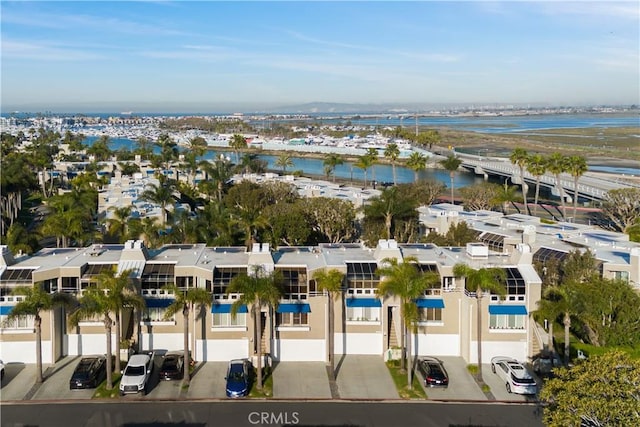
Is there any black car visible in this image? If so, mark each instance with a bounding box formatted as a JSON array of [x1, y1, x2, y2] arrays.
[[159, 352, 184, 380], [70, 356, 107, 389], [417, 357, 449, 387]]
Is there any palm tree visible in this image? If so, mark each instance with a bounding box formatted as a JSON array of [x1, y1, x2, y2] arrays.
[[439, 155, 462, 204], [493, 180, 521, 214], [363, 186, 416, 240], [106, 206, 133, 243], [134, 136, 153, 161], [69, 268, 144, 390], [227, 266, 283, 390], [323, 153, 344, 183], [275, 152, 294, 175], [199, 157, 234, 202], [155, 134, 178, 171], [139, 177, 176, 227], [406, 152, 428, 182], [229, 134, 247, 163], [546, 153, 569, 220], [526, 154, 547, 216], [536, 283, 580, 366], [313, 269, 345, 380], [366, 148, 379, 185], [7, 284, 75, 384], [453, 264, 506, 383], [354, 155, 374, 189], [384, 143, 401, 185], [377, 257, 440, 390], [509, 148, 529, 215], [163, 284, 212, 382], [566, 155, 587, 221]]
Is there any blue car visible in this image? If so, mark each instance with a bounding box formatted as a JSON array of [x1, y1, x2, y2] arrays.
[[225, 359, 251, 398]]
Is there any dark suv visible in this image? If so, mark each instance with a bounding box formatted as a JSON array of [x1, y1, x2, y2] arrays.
[[70, 356, 107, 389], [417, 357, 449, 387]]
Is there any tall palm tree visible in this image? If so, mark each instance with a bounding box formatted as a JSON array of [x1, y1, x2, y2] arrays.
[[7, 284, 75, 384], [199, 157, 233, 202], [366, 148, 379, 185], [384, 143, 401, 185], [313, 269, 345, 380], [536, 283, 580, 366], [453, 264, 506, 383], [69, 268, 144, 390], [163, 284, 212, 382], [509, 148, 529, 215], [155, 134, 178, 171], [139, 177, 176, 227], [229, 134, 247, 163], [323, 153, 344, 183], [354, 155, 374, 189], [406, 152, 428, 182], [566, 155, 588, 221], [526, 154, 547, 216], [275, 152, 294, 175], [493, 181, 521, 214], [439, 155, 462, 204], [363, 186, 416, 240], [106, 206, 133, 243], [134, 136, 153, 161], [546, 153, 569, 220], [227, 266, 283, 390], [377, 257, 440, 390]]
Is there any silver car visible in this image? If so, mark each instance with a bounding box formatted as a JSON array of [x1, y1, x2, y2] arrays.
[[490, 356, 537, 395]]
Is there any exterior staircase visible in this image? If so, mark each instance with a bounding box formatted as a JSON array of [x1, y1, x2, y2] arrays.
[[388, 321, 398, 348]]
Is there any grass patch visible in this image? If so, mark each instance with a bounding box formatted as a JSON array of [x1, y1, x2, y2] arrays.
[[92, 373, 122, 399], [248, 367, 273, 398], [466, 364, 479, 375], [385, 360, 427, 399]]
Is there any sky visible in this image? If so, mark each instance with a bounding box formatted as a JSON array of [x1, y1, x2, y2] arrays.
[[1, 1, 639, 113]]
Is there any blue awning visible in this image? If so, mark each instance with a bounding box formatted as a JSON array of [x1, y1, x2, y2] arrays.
[[211, 304, 248, 314], [276, 303, 311, 314], [415, 299, 445, 309], [489, 305, 528, 315], [144, 298, 174, 308], [0, 306, 14, 315], [346, 298, 381, 308]]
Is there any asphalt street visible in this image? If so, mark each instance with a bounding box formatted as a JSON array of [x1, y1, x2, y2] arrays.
[[0, 400, 544, 427]]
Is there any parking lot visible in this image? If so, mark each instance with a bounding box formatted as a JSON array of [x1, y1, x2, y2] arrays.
[[1, 354, 542, 402]]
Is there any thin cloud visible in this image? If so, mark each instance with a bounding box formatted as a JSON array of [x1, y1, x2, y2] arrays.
[[2, 39, 107, 61]]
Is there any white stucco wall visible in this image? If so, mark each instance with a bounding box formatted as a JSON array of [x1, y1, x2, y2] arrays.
[[469, 340, 528, 364], [413, 333, 460, 357], [272, 339, 325, 361], [196, 339, 249, 362], [0, 340, 52, 364], [66, 333, 116, 356], [140, 333, 184, 352], [333, 333, 382, 355]]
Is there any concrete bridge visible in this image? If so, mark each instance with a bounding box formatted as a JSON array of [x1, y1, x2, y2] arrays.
[[454, 153, 635, 202]]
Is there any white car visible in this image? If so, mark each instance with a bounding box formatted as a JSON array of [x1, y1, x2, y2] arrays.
[[490, 356, 537, 395], [119, 352, 155, 395]]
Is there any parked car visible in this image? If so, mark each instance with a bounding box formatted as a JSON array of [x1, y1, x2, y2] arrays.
[[491, 356, 537, 395], [0, 359, 5, 381], [69, 355, 108, 389], [532, 353, 562, 378], [225, 359, 252, 398], [416, 357, 449, 387], [119, 351, 155, 395], [159, 351, 184, 381]]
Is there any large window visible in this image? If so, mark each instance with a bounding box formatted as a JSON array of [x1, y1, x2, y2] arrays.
[[346, 263, 379, 295], [143, 307, 174, 323], [0, 314, 34, 330], [419, 308, 442, 323], [212, 313, 246, 328], [212, 267, 245, 296], [277, 268, 309, 300], [141, 264, 175, 290], [505, 268, 526, 296], [277, 312, 308, 326], [489, 314, 525, 330], [346, 307, 380, 322]]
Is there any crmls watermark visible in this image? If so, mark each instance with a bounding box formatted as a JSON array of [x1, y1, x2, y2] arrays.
[[247, 411, 300, 425]]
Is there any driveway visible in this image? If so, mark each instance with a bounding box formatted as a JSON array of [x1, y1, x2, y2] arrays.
[[32, 356, 95, 400], [335, 355, 398, 399], [186, 362, 227, 399], [417, 356, 487, 401], [272, 362, 331, 399], [1, 363, 36, 401]]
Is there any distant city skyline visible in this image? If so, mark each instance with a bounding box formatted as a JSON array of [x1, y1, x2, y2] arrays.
[[1, 1, 639, 113]]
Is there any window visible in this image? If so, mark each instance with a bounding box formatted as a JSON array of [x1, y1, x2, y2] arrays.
[[489, 314, 525, 330], [213, 267, 245, 295], [277, 312, 308, 326], [277, 268, 308, 300], [1, 314, 34, 329], [442, 277, 456, 292], [141, 264, 175, 289], [419, 308, 442, 322], [613, 271, 629, 282], [143, 307, 174, 323], [61, 277, 79, 293], [175, 276, 193, 290], [346, 263, 379, 293], [346, 307, 380, 322], [212, 313, 246, 327]]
